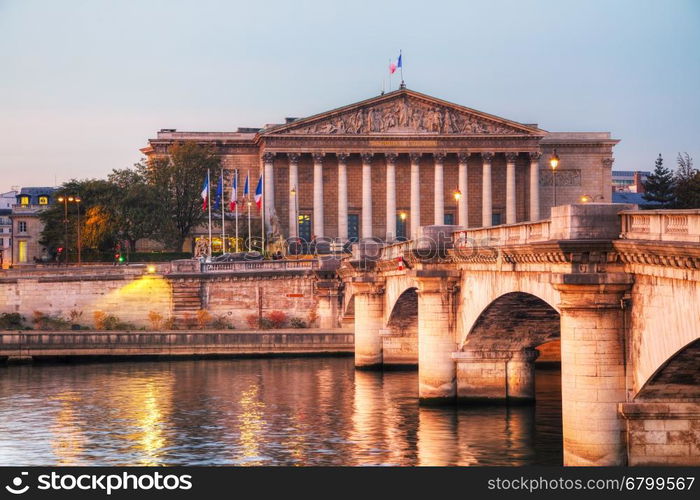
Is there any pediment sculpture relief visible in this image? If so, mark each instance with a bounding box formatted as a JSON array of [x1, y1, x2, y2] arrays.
[[278, 96, 527, 135]]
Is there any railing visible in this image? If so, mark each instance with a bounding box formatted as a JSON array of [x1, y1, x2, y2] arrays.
[[379, 240, 413, 260], [620, 210, 700, 243], [202, 259, 320, 273], [452, 220, 552, 248]]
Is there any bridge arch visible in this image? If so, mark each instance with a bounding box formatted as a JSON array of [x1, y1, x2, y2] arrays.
[[382, 287, 419, 366], [634, 338, 700, 401]]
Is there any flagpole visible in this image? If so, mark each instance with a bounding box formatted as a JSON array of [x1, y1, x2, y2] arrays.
[[220, 167, 226, 254], [207, 168, 212, 258], [247, 169, 252, 252], [261, 170, 265, 256], [235, 169, 239, 252]]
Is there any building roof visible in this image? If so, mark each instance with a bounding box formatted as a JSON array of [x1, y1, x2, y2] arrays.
[[18, 187, 55, 196], [612, 170, 651, 177], [612, 191, 661, 205]]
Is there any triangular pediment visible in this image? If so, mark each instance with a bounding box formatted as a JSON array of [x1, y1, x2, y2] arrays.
[[262, 89, 545, 137]]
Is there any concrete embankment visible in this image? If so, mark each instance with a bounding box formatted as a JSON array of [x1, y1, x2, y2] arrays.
[[0, 328, 354, 362]]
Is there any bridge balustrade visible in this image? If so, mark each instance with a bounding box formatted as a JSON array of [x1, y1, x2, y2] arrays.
[[620, 209, 700, 242]]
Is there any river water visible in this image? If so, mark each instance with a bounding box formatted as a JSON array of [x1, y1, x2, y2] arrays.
[[0, 357, 562, 466]]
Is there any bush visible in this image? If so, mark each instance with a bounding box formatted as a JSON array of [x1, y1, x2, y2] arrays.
[[93, 311, 107, 330], [266, 311, 287, 329], [148, 311, 164, 330], [259, 317, 273, 330], [196, 309, 212, 329], [211, 314, 233, 329], [289, 317, 307, 329], [33, 311, 70, 331], [245, 314, 260, 329], [182, 312, 197, 330], [0, 313, 25, 330], [93, 311, 134, 331]]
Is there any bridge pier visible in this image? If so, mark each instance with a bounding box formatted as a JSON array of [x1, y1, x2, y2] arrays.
[[453, 348, 539, 403], [417, 273, 459, 404], [353, 282, 385, 369], [555, 274, 632, 466]]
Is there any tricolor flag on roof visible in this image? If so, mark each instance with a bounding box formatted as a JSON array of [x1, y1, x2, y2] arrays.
[[200, 175, 209, 211], [254, 174, 263, 209], [389, 53, 402, 74]]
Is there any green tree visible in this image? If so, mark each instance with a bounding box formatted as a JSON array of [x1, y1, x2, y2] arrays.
[[139, 141, 221, 249], [643, 154, 675, 206], [107, 168, 163, 252], [673, 153, 700, 208]]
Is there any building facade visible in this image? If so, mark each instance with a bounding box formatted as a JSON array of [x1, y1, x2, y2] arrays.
[[144, 89, 618, 242], [10, 187, 55, 265], [612, 170, 649, 193]]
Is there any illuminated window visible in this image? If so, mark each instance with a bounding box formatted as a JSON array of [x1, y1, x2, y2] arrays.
[[19, 196, 30, 206], [18, 221, 27, 233], [18, 241, 27, 263], [38, 196, 48, 205]]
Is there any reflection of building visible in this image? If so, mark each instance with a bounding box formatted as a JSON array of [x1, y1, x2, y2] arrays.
[[10, 187, 55, 265], [612, 170, 649, 193], [144, 88, 618, 242]]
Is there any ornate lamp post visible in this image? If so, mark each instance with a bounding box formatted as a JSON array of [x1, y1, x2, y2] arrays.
[[454, 190, 462, 225], [549, 150, 560, 207], [57, 195, 80, 266]]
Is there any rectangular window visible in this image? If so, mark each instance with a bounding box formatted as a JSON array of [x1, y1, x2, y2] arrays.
[[19, 196, 30, 206], [347, 214, 359, 242], [38, 196, 48, 205], [396, 214, 407, 241], [18, 241, 27, 263], [18, 221, 27, 233], [444, 213, 455, 225], [298, 214, 311, 243], [492, 213, 502, 226]]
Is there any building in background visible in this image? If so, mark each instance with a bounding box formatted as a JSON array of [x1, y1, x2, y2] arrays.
[[10, 187, 55, 266], [0, 190, 18, 268], [612, 170, 649, 193], [143, 88, 618, 243]]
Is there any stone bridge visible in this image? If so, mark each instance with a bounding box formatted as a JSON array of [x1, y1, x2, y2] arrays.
[[338, 205, 700, 466]]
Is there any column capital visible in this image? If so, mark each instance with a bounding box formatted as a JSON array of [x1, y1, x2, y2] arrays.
[[384, 152, 398, 164], [529, 151, 542, 161], [351, 280, 385, 296], [414, 273, 460, 295], [481, 152, 494, 162], [458, 152, 470, 163], [552, 273, 633, 310], [287, 153, 300, 165], [409, 153, 422, 163], [505, 152, 519, 163], [361, 152, 374, 164], [262, 152, 275, 163], [312, 153, 325, 163], [337, 153, 349, 163], [433, 152, 447, 163]]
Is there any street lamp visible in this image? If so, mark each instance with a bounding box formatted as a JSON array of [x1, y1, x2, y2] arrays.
[[549, 150, 560, 207], [74, 196, 82, 266], [290, 186, 300, 241], [454, 190, 462, 226], [57, 195, 80, 266]]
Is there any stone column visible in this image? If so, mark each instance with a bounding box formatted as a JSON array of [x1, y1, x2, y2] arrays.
[[529, 152, 541, 221], [417, 273, 458, 403], [337, 153, 349, 241], [361, 153, 373, 240], [287, 153, 300, 239], [312, 153, 325, 238], [353, 282, 384, 369], [262, 152, 275, 227], [481, 152, 494, 227], [452, 348, 539, 402], [554, 274, 633, 466], [385, 153, 398, 242], [506, 153, 517, 225], [458, 152, 469, 227], [410, 153, 421, 239], [433, 153, 445, 225]]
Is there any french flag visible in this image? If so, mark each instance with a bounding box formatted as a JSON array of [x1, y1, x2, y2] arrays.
[[229, 170, 237, 211], [389, 53, 402, 74], [200, 175, 209, 211], [254, 174, 263, 210]]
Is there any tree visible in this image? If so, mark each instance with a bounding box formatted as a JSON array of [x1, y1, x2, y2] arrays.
[[673, 153, 700, 208], [139, 142, 221, 249], [643, 154, 675, 206], [107, 168, 163, 252]]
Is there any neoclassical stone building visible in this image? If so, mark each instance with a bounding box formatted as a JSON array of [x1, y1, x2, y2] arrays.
[[143, 88, 618, 242]]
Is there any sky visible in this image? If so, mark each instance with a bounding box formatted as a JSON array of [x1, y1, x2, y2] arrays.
[[0, 0, 699, 188]]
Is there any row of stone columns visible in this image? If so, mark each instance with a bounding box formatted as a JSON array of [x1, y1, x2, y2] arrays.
[[262, 151, 543, 240]]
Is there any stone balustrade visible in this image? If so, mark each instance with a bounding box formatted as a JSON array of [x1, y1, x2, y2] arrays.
[[620, 209, 700, 243], [453, 220, 552, 247], [201, 259, 319, 273]]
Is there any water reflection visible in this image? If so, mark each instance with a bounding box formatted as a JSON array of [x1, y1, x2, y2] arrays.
[[0, 358, 562, 466]]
